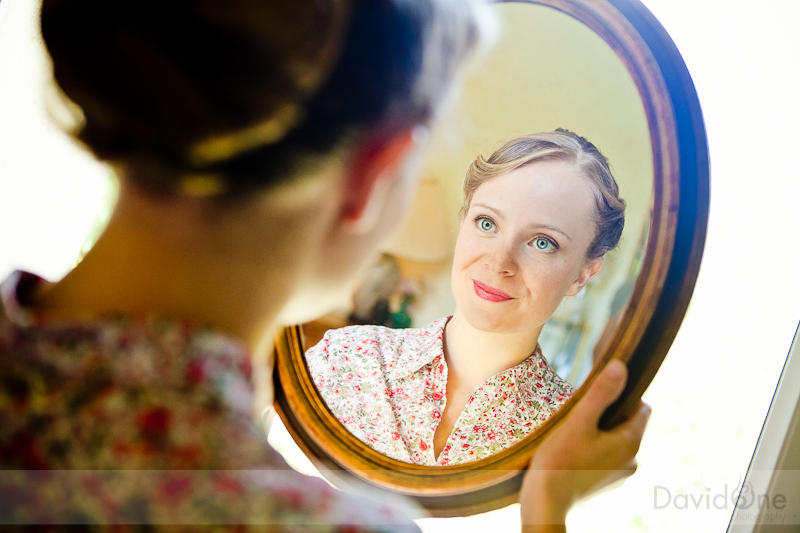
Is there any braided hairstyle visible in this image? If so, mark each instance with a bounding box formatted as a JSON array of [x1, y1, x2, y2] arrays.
[[461, 129, 626, 260]]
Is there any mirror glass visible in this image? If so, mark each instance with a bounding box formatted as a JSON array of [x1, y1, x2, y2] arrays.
[[301, 1, 654, 465]]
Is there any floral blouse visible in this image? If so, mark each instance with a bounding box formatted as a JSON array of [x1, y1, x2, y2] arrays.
[[0, 271, 421, 531], [305, 317, 575, 466]]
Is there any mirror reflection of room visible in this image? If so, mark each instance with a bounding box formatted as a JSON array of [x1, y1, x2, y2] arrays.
[[306, 130, 625, 465], [302, 2, 655, 466]]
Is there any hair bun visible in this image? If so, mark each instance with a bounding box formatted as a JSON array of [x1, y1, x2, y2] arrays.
[[41, 0, 351, 175]]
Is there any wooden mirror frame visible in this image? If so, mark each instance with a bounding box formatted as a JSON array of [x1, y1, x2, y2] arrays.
[[273, 0, 709, 517]]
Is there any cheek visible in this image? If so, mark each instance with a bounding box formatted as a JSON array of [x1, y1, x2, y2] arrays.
[[452, 229, 480, 271], [520, 255, 580, 298], [451, 231, 484, 301]]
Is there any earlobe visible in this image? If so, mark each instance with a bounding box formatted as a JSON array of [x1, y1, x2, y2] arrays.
[[340, 126, 426, 231], [566, 257, 604, 296]]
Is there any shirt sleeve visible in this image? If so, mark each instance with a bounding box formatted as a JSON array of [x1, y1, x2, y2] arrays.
[[305, 331, 338, 397], [304, 326, 377, 429], [303, 326, 413, 462]]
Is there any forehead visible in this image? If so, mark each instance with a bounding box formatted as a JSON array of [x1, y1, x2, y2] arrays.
[[472, 159, 597, 220]]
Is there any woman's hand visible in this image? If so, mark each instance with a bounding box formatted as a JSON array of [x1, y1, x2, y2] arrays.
[[519, 359, 651, 532]]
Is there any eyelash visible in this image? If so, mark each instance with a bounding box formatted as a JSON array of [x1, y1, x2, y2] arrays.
[[474, 215, 496, 232], [474, 215, 560, 251], [531, 236, 559, 252]]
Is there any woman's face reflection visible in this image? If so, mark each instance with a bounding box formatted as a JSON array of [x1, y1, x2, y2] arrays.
[[452, 160, 602, 336]]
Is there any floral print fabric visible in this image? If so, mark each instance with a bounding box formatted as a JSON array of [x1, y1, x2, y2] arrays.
[[0, 271, 420, 531], [305, 317, 575, 466]]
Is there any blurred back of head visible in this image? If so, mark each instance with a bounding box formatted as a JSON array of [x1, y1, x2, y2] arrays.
[[41, 0, 482, 198]]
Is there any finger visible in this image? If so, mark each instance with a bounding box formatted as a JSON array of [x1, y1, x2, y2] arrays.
[[608, 458, 639, 485], [572, 359, 628, 428], [612, 401, 652, 445], [600, 402, 651, 464]]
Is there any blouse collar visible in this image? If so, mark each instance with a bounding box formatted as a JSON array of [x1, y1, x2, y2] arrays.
[[380, 316, 448, 381], [380, 316, 560, 401]]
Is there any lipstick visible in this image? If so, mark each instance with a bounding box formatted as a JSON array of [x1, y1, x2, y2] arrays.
[[473, 280, 514, 302]]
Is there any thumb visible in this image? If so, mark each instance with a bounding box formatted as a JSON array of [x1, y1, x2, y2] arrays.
[[572, 359, 628, 429]]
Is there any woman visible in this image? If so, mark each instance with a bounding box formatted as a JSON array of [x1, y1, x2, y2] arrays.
[[306, 130, 626, 465], [0, 0, 648, 529]]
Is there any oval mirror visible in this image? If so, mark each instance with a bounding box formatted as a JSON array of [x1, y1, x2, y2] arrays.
[[274, 0, 708, 516]]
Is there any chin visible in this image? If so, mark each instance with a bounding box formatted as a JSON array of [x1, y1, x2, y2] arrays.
[[460, 304, 521, 334]]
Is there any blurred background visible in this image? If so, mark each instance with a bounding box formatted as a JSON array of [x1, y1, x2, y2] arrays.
[[1, 0, 799, 531]]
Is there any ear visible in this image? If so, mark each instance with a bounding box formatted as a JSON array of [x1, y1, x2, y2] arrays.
[[340, 127, 422, 230], [566, 257, 603, 297]]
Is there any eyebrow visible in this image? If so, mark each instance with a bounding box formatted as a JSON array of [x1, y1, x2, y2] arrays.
[[472, 203, 572, 241]]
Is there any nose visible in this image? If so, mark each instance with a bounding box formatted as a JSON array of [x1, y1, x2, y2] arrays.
[[485, 240, 517, 276]]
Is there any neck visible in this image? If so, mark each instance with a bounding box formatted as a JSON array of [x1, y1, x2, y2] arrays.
[[31, 183, 304, 352], [443, 310, 543, 390]]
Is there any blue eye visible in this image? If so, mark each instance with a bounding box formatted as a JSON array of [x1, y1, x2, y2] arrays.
[[476, 217, 495, 232], [533, 237, 556, 252]]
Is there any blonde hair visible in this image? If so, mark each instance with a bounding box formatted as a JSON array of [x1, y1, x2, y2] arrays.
[[460, 129, 626, 260]]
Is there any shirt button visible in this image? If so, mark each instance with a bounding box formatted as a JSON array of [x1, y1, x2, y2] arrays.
[[432, 392, 443, 401]]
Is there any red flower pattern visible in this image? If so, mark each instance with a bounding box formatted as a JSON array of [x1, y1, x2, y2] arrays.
[[137, 407, 171, 439], [0, 271, 421, 529]]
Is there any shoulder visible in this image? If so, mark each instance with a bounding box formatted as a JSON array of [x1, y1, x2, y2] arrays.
[[304, 317, 447, 386], [321, 322, 402, 349], [304, 323, 398, 367], [305, 317, 447, 363]]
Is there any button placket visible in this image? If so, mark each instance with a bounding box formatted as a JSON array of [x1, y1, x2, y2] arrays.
[[425, 353, 449, 464]]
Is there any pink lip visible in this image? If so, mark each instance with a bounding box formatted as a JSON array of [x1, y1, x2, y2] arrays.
[[473, 280, 514, 302]]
